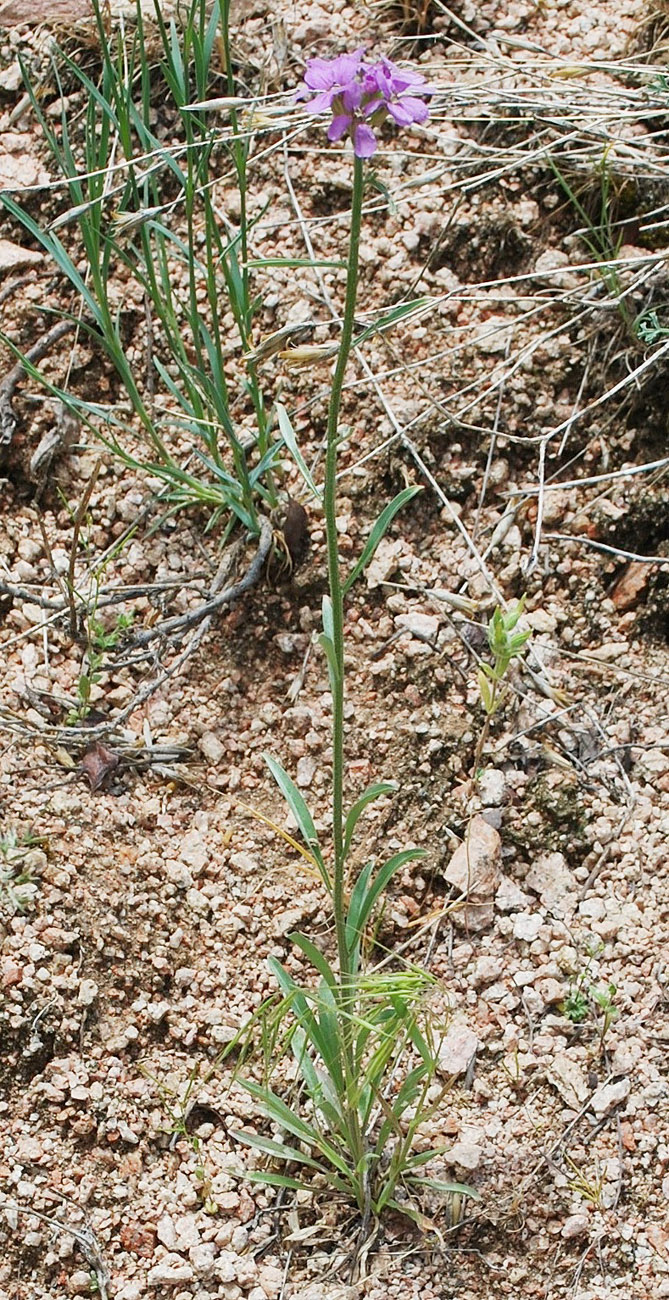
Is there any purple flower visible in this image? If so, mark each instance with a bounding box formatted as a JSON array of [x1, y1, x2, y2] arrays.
[[297, 49, 365, 114], [298, 51, 433, 158], [362, 57, 433, 128]]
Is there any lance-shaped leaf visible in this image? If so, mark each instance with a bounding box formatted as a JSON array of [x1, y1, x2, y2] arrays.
[[343, 486, 422, 595], [263, 753, 330, 891], [276, 403, 322, 503], [345, 847, 426, 954], [343, 781, 398, 860]]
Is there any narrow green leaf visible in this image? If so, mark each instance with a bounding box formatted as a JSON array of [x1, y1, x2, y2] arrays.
[[346, 848, 426, 950], [276, 403, 322, 503], [289, 934, 337, 989], [247, 257, 345, 270], [343, 486, 422, 595], [231, 1129, 327, 1171], [263, 753, 328, 885], [344, 861, 374, 957], [318, 632, 339, 697], [353, 296, 431, 349], [407, 1176, 481, 1201], [239, 1079, 352, 1176], [243, 1169, 350, 1194], [343, 781, 398, 859], [239, 1078, 320, 1144]]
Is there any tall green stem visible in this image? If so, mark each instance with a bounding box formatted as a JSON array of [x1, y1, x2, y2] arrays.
[[325, 155, 365, 985]]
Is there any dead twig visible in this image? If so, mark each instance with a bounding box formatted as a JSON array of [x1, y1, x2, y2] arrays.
[[129, 518, 272, 649], [66, 458, 103, 639], [106, 519, 272, 728], [0, 1199, 109, 1299], [0, 319, 74, 452], [546, 534, 669, 565]]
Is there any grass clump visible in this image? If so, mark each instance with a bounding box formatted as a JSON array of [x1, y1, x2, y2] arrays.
[[2, 0, 284, 533]]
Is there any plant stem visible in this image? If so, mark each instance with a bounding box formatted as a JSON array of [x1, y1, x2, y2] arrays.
[[325, 155, 365, 986]]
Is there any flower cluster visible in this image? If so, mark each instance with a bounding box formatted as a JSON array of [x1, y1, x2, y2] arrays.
[[298, 50, 433, 158]]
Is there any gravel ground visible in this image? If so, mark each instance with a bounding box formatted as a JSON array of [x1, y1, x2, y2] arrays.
[[1, 1, 668, 1298]]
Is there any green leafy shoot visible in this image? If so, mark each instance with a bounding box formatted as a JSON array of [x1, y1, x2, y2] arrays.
[[477, 598, 531, 720]]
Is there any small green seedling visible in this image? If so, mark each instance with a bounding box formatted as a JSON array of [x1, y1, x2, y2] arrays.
[[67, 611, 134, 725], [591, 981, 619, 1047], [562, 984, 589, 1024], [561, 968, 619, 1050], [634, 309, 669, 345], [477, 599, 532, 719]]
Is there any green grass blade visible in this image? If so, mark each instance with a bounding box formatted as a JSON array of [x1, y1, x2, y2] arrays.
[[343, 486, 422, 594], [263, 753, 328, 886], [346, 848, 426, 952], [231, 1130, 328, 1171], [276, 403, 322, 503], [343, 781, 398, 859], [407, 1176, 481, 1201], [289, 934, 337, 989]]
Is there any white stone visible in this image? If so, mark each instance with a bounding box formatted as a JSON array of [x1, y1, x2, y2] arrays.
[[180, 829, 208, 872], [562, 1213, 589, 1240], [200, 732, 225, 764], [185, 888, 210, 915], [257, 1263, 286, 1299], [548, 1053, 589, 1108], [446, 1142, 481, 1171], [395, 611, 440, 641], [296, 755, 317, 789], [535, 977, 564, 1005], [512, 912, 544, 942], [216, 1251, 240, 1283], [0, 238, 43, 271], [591, 1077, 630, 1118], [444, 815, 501, 932], [156, 1214, 178, 1250], [77, 979, 98, 1006], [147, 1254, 194, 1286], [525, 853, 575, 910], [478, 768, 506, 807], [475, 315, 513, 354], [172, 1214, 200, 1251], [190, 1242, 216, 1278], [437, 1023, 479, 1077], [165, 860, 193, 889], [472, 956, 504, 987], [495, 875, 531, 912]]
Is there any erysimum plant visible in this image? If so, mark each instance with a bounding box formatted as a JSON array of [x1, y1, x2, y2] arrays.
[[235, 54, 478, 1234]]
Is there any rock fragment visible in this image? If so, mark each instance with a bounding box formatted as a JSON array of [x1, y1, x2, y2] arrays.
[[444, 815, 501, 931], [548, 1053, 589, 1108], [591, 1077, 630, 1118], [525, 852, 575, 911], [437, 1023, 479, 1077], [0, 238, 43, 271]]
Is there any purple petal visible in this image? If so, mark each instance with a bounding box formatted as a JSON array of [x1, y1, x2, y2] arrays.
[[387, 100, 414, 126], [303, 58, 337, 90], [378, 57, 427, 89], [362, 96, 384, 117], [328, 114, 352, 142], [363, 67, 391, 98], [335, 48, 366, 77], [341, 81, 363, 112], [305, 89, 338, 114], [388, 96, 430, 126], [352, 122, 377, 157], [403, 96, 430, 122]]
